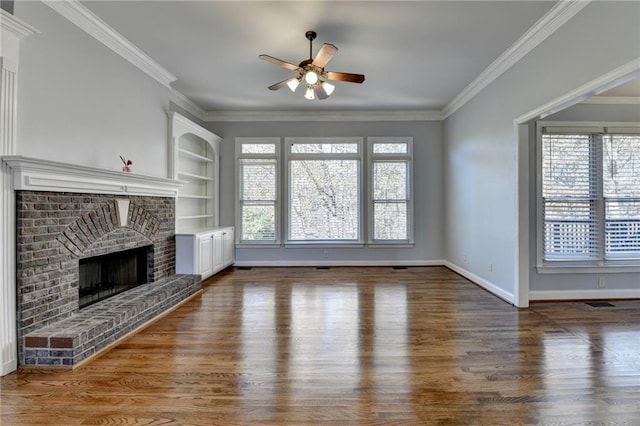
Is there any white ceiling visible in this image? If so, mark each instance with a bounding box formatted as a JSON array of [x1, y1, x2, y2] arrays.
[[83, 1, 561, 112]]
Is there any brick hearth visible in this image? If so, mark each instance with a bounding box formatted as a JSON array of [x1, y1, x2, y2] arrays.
[[23, 274, 199, 366]]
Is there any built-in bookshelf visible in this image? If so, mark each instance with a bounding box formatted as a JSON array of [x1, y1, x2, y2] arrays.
[[168, 112, 221, 233]]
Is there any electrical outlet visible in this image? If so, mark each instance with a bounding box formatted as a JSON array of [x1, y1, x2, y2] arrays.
[[598, 276, 605, 288], [323, 250, 329, 258], [463, 254, 468, 263], [489, 263, 493, 272]]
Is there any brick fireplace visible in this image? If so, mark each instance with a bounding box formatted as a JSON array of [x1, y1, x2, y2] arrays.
[[4, 157, 201, 367]]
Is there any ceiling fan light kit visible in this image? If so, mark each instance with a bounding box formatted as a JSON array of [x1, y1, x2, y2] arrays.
[[259, 30, 365, 101]]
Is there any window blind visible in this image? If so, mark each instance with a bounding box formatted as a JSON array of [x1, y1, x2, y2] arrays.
[[603, 134, 640, 258], [542, 134, 600, 260]]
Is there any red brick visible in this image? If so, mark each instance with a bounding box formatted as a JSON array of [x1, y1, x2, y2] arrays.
[[50, 337, 73, 348], [25, 337, 48, 348]]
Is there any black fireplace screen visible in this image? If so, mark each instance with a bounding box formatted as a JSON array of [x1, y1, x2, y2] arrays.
[[79, 246, 151, 308]]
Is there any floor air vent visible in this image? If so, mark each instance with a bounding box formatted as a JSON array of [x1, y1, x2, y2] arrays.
[[316, 266, 331, 270], [393, 266, 409, 270], [586, 301, 614, 307], [236, 267, 252, 271]]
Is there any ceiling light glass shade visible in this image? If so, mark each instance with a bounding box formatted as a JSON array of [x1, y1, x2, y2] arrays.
[[321, 81, 335, 96], [286, 77, 301, 92], [304, 86, 315, 100], [304, 70, 318, 85]]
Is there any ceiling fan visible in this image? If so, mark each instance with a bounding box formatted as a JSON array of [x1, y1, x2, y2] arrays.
[[259, 31, 365, 100]]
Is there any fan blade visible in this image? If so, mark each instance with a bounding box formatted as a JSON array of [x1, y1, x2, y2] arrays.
[[325, 71, 365, 83], [259, 54, 301, 71], [312, 43, 337, 68], [268, 77, 298, 91], [314, 84, 329, 100]]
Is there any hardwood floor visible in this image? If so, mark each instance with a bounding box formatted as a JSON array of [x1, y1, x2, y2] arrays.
[[2, 266, 639, 425]]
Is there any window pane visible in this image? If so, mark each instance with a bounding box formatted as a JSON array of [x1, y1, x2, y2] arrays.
[[373, 143, 407, 154], [290, 160, 358, 240], [542, 135, 595, 198], [374, 162, 407, 200], [543, 200, 599, 259], [291, 143, 358, 154], [374, 202, 407, 240], [241, 204, 275, 241], [603, 135, 640, 197], [242, 144, 276, 154], [241, 159, 276, 201], [606, 199, 640, 257]]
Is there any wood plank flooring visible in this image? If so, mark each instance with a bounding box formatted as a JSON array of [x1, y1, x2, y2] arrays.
[[2, 266, 639, 425]]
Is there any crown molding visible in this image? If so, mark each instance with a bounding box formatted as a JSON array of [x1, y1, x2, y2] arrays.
[[44, 0, 176, 88], [0, 8, 40, 38], [581, 96, 640, 105], [442, 0, 591, 119], [516, 57, 640, 123], [203, 109, 444, 122], [170, 89, 206, 121]]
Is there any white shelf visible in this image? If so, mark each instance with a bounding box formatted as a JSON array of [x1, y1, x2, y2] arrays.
[[169, 112, 220, 234], [178, 171, 213, 181], [2, 156, 183, 197], [178, 194, 213, 200], [178, 214, 211, 220], [178, 148, 213, 163]]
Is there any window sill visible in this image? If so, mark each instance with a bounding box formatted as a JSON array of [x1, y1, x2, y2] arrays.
[[537, 262, 640, 274], [236, 243, 281, 249], [284, 243, 365, 249], [368, 243, 415, 248]]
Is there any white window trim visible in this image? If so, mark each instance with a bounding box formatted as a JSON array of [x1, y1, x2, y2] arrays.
[[536, 121, 640, 273], [367, 137, 414, 245], [235, 137, 281, 246], [284, 137, 364, 245]]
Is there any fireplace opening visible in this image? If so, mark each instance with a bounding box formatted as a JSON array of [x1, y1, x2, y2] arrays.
[[79, 246, 151, 309]]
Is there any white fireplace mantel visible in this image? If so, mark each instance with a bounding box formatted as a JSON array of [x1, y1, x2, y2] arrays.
[[2, 156, 184, 197]]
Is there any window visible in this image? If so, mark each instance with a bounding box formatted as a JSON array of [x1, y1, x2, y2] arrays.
[[538, 123, 640, 267], [236, 138, 280, 244], [286, 138, 362, 242], [369, 137, 412, 243], [236, 136, 413, 246]]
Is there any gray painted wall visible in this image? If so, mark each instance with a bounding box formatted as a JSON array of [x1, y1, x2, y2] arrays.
[[206, 120, 444, 265], [15, 1, 171, 178], [444, 1, 640, 303]]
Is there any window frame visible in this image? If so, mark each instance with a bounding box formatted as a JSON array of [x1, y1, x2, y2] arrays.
[[367, 137, 414, 246], [235, 137, 281, 246], [536, 121, 640, 273], [284, 137, 364, 246]]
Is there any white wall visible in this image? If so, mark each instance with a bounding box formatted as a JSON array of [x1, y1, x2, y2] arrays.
[[15, 2, 171, 178], [207, 120, 444, 265], [444, 1, 640, 304]]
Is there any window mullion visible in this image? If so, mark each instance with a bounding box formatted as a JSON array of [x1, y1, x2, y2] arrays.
[[594, 134, 605, 262]]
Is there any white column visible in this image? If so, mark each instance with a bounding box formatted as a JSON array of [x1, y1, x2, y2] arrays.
[[0, 9, 38, 376]]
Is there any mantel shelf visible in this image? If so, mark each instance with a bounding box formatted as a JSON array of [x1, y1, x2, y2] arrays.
[[2, 156, 184, 197]]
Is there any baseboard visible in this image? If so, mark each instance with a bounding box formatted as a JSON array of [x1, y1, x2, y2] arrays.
[[443, 261, 516, 305], [232, 260, 446, 267], [1, 359, 17, 377], [530, 289, 640, 301]]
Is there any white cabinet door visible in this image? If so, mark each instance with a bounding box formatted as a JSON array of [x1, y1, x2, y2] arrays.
[[222, 228, 235, 266], [212, 231, 224, 272], [198, 234, 213, 279]]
